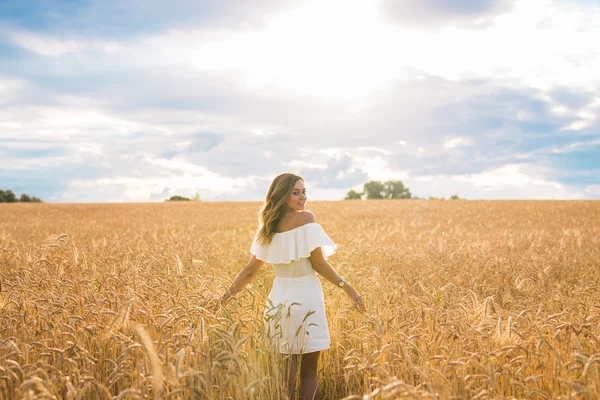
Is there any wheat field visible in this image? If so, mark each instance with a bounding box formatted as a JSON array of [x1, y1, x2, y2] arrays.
[[1, 200, 599, 399]]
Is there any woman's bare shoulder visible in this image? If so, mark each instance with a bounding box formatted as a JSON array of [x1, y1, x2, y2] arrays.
[[294, 210, 316, 225], [278, 211, 316, 232]]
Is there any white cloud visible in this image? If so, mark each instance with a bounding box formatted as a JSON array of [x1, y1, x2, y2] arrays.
[[357, 146, 393, 155], [378, 0, 514, 28], [353, 154, 408, 182], [287, 160, 327, 170], [134, 0, 404, 101], [0, 77, 26, 105], [0, 104, 148, 146], [525, 137, 600, 156], [445, 136, 473, 148], [408, 163, 583, 199], [64, 162, 254, 202], [72, 142, 104, 156], [536, 90, 598, 131], [1, 27, 123, 57], [584, 185, 600, 197], [0, 155, 72, 170], [456, 164, 561, 190], [405, 0, 600, 91]]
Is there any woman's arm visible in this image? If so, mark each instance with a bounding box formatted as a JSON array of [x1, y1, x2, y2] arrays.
[[309, 247, 366, 312], [220, 255, 265, 303]]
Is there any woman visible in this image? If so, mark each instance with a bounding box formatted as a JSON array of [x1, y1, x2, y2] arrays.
[[219, 172, 365, 400]]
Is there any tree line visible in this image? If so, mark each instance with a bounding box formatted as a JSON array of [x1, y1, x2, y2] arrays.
[[345, 180, 460, 200], [0, 190, 43, 203], [165, 192, 201, 202]]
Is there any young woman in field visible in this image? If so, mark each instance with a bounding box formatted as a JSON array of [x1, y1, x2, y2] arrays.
[[218, 172, 366, 400]]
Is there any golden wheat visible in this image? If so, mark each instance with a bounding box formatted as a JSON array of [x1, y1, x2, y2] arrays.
[[0, 200, 599, 399]]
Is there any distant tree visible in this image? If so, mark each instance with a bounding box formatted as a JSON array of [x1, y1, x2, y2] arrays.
[[450, 194, 460, 200], [191, 192, 201, 201], [384, 180, 412, 199], [0, 190, 17, 203], [166, 195, 191, 201], [363, 180, 385, 199], [0, 190, 42, 203], [428, 196, 445, 200], [344, 190, 362, 200]]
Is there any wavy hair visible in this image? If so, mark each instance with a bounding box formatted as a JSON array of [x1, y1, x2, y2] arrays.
[[256, 172, 304, 245]]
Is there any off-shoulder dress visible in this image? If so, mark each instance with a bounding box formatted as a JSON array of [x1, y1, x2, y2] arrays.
[[250, 222, 337, 354]]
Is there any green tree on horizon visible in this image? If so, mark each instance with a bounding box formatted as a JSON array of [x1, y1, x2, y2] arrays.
[[0, 190, 42, 203], [363, 180, 412, 199], [383, 180, 412, 199], [0, 190, 17, 203], [344, 190, 362, 200], [165, 195, 191, 201], [363, 180, 385, 199], [165, 192, 202, 202]]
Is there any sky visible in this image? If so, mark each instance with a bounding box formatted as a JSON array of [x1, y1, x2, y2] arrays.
[[0, 0, 599, 202]]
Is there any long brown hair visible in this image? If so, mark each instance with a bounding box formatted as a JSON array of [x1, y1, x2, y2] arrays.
[[256, 172, 304, 245]]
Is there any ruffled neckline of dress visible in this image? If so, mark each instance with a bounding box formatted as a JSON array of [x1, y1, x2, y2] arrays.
[[250, 223, 337, 264]]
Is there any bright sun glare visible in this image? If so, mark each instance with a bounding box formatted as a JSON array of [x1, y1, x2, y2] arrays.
[[194, 0, 403, 100]]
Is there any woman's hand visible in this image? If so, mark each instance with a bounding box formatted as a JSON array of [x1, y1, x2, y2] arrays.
[[200, 294, 231, 313], [218, 293, 231, 307], [344, 286, 366, 312]]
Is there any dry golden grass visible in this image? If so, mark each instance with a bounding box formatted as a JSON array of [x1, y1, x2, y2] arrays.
[[1, 200, 599, 399]]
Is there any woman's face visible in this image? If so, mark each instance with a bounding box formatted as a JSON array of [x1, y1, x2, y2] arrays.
[[287, 179, 307, 212]]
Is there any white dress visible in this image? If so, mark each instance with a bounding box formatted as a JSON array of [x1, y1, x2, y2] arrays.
[[250, 223, 337, 354]]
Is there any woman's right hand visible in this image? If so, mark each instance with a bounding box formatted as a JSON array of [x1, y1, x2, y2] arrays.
[[344, 286, 366, 312], [200, 294, 231, 313]]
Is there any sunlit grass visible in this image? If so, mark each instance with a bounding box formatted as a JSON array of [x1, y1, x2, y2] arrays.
[[1, 200, 599, 399]]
